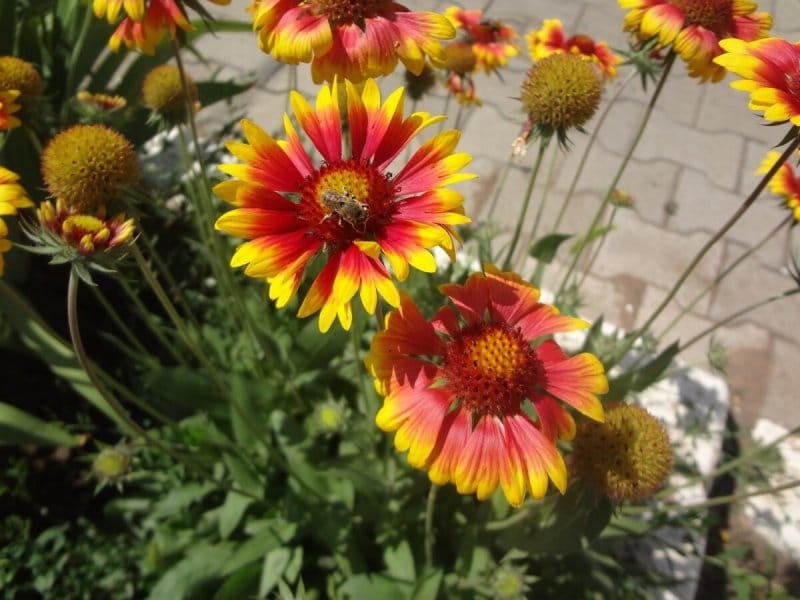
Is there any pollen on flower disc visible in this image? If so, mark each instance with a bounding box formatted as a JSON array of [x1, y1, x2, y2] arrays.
[[41, 124, 139, 213], [571, 403, 673, 502], [142, 65, 198, 119], [0, 56, 43, 97], [521, 53, 601, 130]]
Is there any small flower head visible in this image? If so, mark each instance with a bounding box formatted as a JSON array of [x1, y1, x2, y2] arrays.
[[215, 79, 473, 332], [404, 64, 437, 102], [75, 90, 128, 112], [714, 37, 800, 125], [367, 265, 608, 507], [34, 198, 135, 258], [0, 167, 34, 215], [252, 1, 455, 83], [757, 150, 800, 222], [310, 398, 348, 436], [92, 446, 131, 480], [0, 90, 22, 131], [445, 6, 518, 73], [520, 53, 601, 144], [41, 124, 139, 213], [619, 0, 772, 82], [571, 403, 672, 502], [490, 562, 531, 600], [526, 19, 620, 79], [141, 64, 199, 122], [443, 41, 481, 106], [0, 56, 44, 98], [109, 0, 192, 55]]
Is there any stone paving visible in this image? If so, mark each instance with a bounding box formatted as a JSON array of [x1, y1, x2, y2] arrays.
[[195, 0, 800, 434]]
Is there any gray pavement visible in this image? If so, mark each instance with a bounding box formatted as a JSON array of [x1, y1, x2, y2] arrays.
[[193, 0, 800, 432]]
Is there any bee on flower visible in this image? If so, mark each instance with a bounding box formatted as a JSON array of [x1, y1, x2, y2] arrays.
[[214, 79, 474, 333]]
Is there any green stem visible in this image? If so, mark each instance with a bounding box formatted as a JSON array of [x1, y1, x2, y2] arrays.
[[438, 92, 452, 134], [502, 137, 550, 270], [453, 101, 466, 131], [351, 314, 374, 418], [89, 285, 150, 357], [116, 276, 187, 366], [659, 216, 791, 340], [680, 287, 800, 352], [64, 2, 94, 102], [557, 52, 676, 299], [485, 503, 532, 531], [519, 142, 560, 275], [424, 483, 439, 569], [622, 478, 800, 514], [486, 153, 514, 222], [613, 134, 800, 366], [653, 424, 800, 500], [552, 70, 637, 233]]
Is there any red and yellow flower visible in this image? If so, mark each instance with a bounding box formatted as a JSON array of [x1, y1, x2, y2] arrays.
[[757, 150, 800, 222], [526, 19, 620, 79], [619, 0, 771, 82], [214, 79, 473, 333], [366, 266, 608, 507], [36, 198, 134, 255], [714, 37, 800, 125], [445, 6, 518, 73], [251, 0, 454, 84], [0, 218, 11, 276], [0, 90, 21, 131]]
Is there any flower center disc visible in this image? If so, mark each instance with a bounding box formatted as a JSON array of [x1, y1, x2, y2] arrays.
[[443, 323, 542, 416], [670, 0, 732, 35], [299, 159, 394, 244], [310, 0, 391, 24]]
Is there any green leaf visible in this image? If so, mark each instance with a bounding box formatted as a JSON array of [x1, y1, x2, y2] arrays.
[[339, 574, 411, 600], [148, 542, 235, 600], [528, 233, 573, 264], [140, 367, 226, 419], [497, 481, 613, 555], [569, 225, 615, 255], [218, 491, 252, 540], [411, 568, 443, 600], [197, 80, 253, 108], [629, 342, 679, 392], [384, 540, 415, 582], [258, 547, 292, 599], [0, 402, 81, 447], [214, 562, 261, 600], [150, 482, 215, 520]]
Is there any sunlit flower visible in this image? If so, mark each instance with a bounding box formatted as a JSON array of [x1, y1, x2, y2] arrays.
[[142, 64, 199, 121], [757, 150, 800, 222], [526, 18, 620, 79], [252, 1, 454, 84], [109, 0, 192, 54], [519, 53, 602, 146], [215, 79, 473, 333], [445, 6, 518, 73], [41, 124, 139, 213], [366, 266, 608, 507], [0, 90, 22, 131], [619, 0, 771, 82], [571, 403, 672, 502], [75, 91, 128, 111], [442, 41, 481, 106], [0, 167, 34, 215], [0, 218, 12, 276], [0, 56, 44, 98], [36, 198, 135, 255], [714, 37, 800, 124]]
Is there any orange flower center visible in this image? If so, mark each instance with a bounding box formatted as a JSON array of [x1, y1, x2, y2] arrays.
[[299, 159, 395, 245], [309, 0, 391, 24], [670, 0, 732, 35], [442, 323, 542, 416]]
